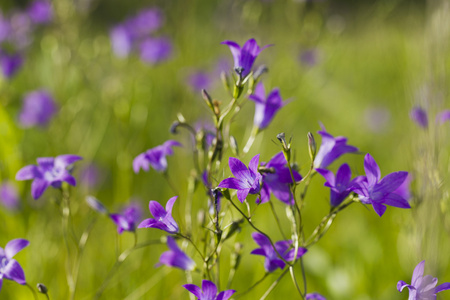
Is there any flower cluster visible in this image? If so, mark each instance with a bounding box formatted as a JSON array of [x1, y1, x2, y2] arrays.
[[18, 89, 57, 128]]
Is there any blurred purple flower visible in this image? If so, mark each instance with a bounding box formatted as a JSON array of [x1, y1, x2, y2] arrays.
[[306, 293, 326, 300], [410, 106, 428, 129], [299, 49, 318, 67], [251, 232, 307, 273], [0, 52, 23, 78], [138, 196, 179, 234], [110, 202, 143, 234], [398, 260, 450, 300], [157, 236, 195, 271], [110, 25, 133, 58], [85, 195, 108, 214], [9, 12, 32, 49], [19, 90, 57, 128], [27, 0, 53, 24], [184, 280, 236, 300], [187, 70, 212, 92], [79, 163, 102, 188], [249, 82, 287, 130], [0, 239, 29, 291], [127, 8, 163, 38], [15, 154, 82, 199], [352, 154, 410, 217], [316, 163, 358, 207], [393, 174, 412, 202], [364, 107, 390, 133], [133, 140, 181, 173], [139, 37, 172, 64], [436, 110, 450, 125], [218, 155, 262, 203], [260, 152, 302, 205], [0, 13, 10, 43], [0, 182, 20, 210]]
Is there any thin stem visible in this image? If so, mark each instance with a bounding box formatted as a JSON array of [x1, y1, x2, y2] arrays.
[[235, 273, 269, 298], [25, 283, 38, 300], [243, 125, 259, 154], [300, 257, 307, 295], [163, 172, 179, 195], [289, 266, 305, 299], [269, 201, 287, 240], [259, 268, 289, 300], [61, 189, 75, 294], [177, 233, 206, 261]]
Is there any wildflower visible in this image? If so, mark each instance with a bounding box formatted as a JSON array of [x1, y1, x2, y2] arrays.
[[27, 0, 53, 24], [110, 202, 142, 234], [397, 260, 450, 299], [157, 236, 195, 271], [352, 154, 410, 217], [187, 70, 212, 92], [79, 163, 102, 189], [184, 280, 236, 300], [0, 52, 23, 78], [436, 110, 450, 124], [16, 155, 82, 199], [0, 182, 20, 210], [221, 39, 271, 78], [110, 24, 133, 58], [260, 152, 302, 205], [299, 48, 319, 67], [18, 90, 57, 128], [133, 140, 181, 173], [127, 8, 163, 37], [218, 155, 262, 203], [410, 107, 428, 129], [85, 196, 108, 214], [306, 293, 326, 300], [251, 232, 307, 272], [248, 82, 287, 130], [313, 125, 358, 169], [139, 37, 172, 64], [0, 239, 29, 291], [316, 163, 358, 207], [138, 196, 179, 234]]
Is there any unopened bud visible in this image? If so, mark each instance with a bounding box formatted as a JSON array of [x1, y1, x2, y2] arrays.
[[37, 283, 48, 294], [221, 71, 231, 95], [253, 65, 268, 82], [277, 132, 291, 162], [176, 112, 186, 123], [170, 121, 180, 134], [230, 136, 239, 157], [307, 132, 316, 161], [202, 89, 214, 111]]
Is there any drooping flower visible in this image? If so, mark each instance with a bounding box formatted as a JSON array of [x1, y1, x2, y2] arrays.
[[251, 232, 307, 273], [248, 82, 287, 130], [352, 154, 410, 217], [27, 0, 53, 24], [157, 236, 195, 271], [133, 140, 181, 173], [316, 163, 359, 207], [397, 260, 450, 300], [0, 182, 20, 210], [139, 37, 172, 65], [15, 155, 82, 199], [18, 90, 57, 128], [260, 152, 302, 205], [184, 280, 236, 300], [221, 39, 271, 78], [138, 196, 179, 234], [313, 125, 358, 169], [0, 52, 23, 79], [0, 239, 29, 291], [218, 155, 262, 203], [306, 293, 326, 300], [110, 202, 143, 234], [85, 195, 108, 214], [410, 107, 428, 129]]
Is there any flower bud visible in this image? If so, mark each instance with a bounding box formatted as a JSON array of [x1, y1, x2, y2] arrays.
[[37, 283, 48, 294], [86, 195, 108, 214], [202, 89, 215, 113], [221, 71, 231, 95], [253, 65, 268, 82], [170, 121, 180, 134], [230, 135, 239, 157], [307, 132, 316, 161], [277, 132, 291, 162]]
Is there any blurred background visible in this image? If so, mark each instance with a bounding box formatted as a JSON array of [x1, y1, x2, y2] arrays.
[[0, 0, 449, 299]]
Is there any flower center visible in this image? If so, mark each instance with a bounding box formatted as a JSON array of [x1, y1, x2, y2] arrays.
[[44, 167, 63, 181], [0, 256, 8, 273]]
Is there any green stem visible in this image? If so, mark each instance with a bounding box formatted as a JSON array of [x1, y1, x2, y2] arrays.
[[177, 233, 206, 261], [289, 266, 305, 299], [61, 189, 75, 294], [269, 201, 287, 240], [259, 268, 289, 300], [235, 273, 269, 298], [243, 125, 259, 154], [25, 283, 38, 300]]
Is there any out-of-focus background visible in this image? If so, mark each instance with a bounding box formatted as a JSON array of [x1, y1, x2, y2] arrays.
[[1, 0, 449, 299]]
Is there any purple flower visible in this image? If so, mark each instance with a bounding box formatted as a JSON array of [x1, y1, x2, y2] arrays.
[[0, 13, 10, 43], [85, 195, 108, 214], [110, 202, 142, 234], [313, 126, 358, 169], [16, 155, 82, 199], [393, 174, 412, 202], [27, 0, 53, 24], [221, 39, 271, 78], [18, 90, 57, 128], [260, 152, 302, 205], [127, 8, 163, 38], [299, 49, 319, 67], [316, 163, 358, 207], [133, 140, 181, 173], [157, 236, 195, 271], [218, 155, 262, 203], [249, 82, 287, 130], [138, 196, 179, 234], [0, 52, 23, 79], [436, 110, 450, 125], [0, 239, 29, 291], [139, 37, 172, 64], [352, 154, 410, 217], [110, 24, 133, 58], [251, 232, 307, 273], [306, 293, 326, 300], [187, 70, 212, 92], [184, 280, 236, 300], [79, 163, 102, 189], [397, 260, 450, 300], [0, 182, 20, 210], [410, 107, 428, 129], [363, 107, 390, 133]]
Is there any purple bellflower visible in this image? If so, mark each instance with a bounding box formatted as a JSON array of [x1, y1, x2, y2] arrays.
[[221, 39, 271, 78], [184, 280, 236, 300], [352, 154, 410, 217], [436, 110, 450, 125], [127, 8, 163, 38], [0, 182, 20, 210], [157, 236, 195, 271], [110, 202, 142, 234], [19, 90, 57, 128], [16, 155, 82, 199], [306, 293, 326, 300], [316, 163, 358, 207], [133, 140, 181, 174], [218, 155, 262, 203], [139, 37, 173, 65], [410, 107, 428, 129], [249, 82, 287, 130], [0, 52, 23, 79], [251, 232, 307, 273], [0, 239, 29, 291], [260, 152, 302, 205], [138, 196, 179, 234], [187, 70, 212, 92], [0, 13, 10, 43], [27, 0, 53, 24], [110, 24, 133, 58], [313, 125, 358, 169], [397, 260, 450, 300]]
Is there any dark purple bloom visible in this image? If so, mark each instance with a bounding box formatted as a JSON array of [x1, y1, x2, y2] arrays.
[[352, 154, 410, 217], [313, 126, 358, 169], [251, 232, 307, 273], [410, 107, 428, 129], [133, 140, 181, 173], [184, 280, 236, 300], [218, 155, 262, 203], [139, 37, 172, 64], [0, 182, 20, 210], [397, 260, 450, 300], [260, 152, 302, 205], [157, 236, 195, 271], [110, 202, 142, 234], [249, 82, 287, 130], [85, 195, 108, 214], [0, 239, 29, 291], [0, 52, 23, 78], [316, 163, 358, 207], [16, 155, 82, 199], [436, 110, 450, 125], [27, 0, 53, 24], [138, 196, 179, 234], [18, 90, 57, 128], [306, 293, 326, 300], [221, 39, 271, 78]]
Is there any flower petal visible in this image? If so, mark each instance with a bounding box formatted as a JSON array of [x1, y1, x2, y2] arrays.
[[397, 280, 414, 292], [228, 157, 251, 182], [248, 154, 260, 174], [31, 179, 50, 200], [37, 157, 54, 169], [15, 165, 41, 181], [165, 196, 178, 215], [435, 282, 450, 294], [149, 201, 166, 219], [3, 259, 26, 285], [316, 168, 335, 187], [374, 171, 408, 194], [364, 154, 381, 187], [5, 239, 29, 259], [383, 193, 410, 209], [221, 40, 241, 69], [133, 153, 149, 173], [335, 163, 352, 188], [162, 140, 182, 156], [236, 188, 250, 203], [183, 284, 202, 299], [217, 290, 236, 300], [202, 280, 217, 299], [372, 202, 387, 217], [218, 178, 247, 190], [54, 154, 82, 169], [412, 260, 425, 287]]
